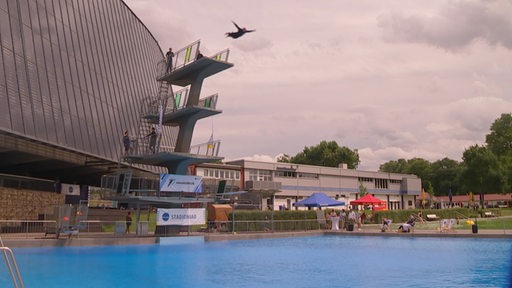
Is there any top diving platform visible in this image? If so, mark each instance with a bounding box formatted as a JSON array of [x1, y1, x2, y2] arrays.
[[157, 56, 233, 87]]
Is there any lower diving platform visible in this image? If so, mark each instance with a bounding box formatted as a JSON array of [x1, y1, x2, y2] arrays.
[[143, 106, 221, 126], [124, 151, 223, 175]]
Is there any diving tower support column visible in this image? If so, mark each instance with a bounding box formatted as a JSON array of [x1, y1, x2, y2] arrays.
[[174, 72, 205, 153], [164, 57, 233, 153]]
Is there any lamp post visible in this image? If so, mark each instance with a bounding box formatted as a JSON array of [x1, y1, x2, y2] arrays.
[[232, 197, 237, 234], [270, 203, 274, 232]]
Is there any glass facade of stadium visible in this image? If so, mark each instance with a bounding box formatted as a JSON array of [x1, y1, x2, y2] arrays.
[[0, 0, 163, 185]]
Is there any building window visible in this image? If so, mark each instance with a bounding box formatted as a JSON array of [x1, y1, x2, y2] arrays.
[[375, 178, 388, 189], [298, 172, 318, 179], [247, 169, 258, 181], [247, 169, 272, 181], [201, 168, 241, 180], [259, 170, 272, 181], [358, 177, 373, 183], [275, 171, 297, 178]]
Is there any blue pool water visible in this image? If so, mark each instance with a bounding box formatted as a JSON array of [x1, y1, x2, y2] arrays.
[[3, 236, 512, 288]]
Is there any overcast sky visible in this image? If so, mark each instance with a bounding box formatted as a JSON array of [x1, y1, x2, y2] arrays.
[[124, 0, 512, 171]]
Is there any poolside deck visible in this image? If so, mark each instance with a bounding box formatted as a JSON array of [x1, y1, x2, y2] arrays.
[[3, 225, 512, 248]]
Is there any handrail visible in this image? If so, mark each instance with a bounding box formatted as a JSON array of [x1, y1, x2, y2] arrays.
[[0, 239, 24, 288], [157, 40, 201, 78]]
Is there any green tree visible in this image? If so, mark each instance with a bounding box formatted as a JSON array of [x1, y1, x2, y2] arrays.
[[459, 145, 506, 196], [381, 158, 433, 192], [485, 113, 512, 191], [379, 158, 408, 173], [499, 154, 512, 192], [287, 141, 360, 168], [358, 182, 368, 197], [430, 158, 462, 196], [405, 158, 433, 192], [276, 154, 291, 163], [485, 113, 512, 157]]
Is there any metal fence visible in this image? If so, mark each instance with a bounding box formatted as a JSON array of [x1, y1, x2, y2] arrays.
[[2, 218, 511, 238], [0, 220, 150, 239], [0, 219, 324, 238], [207, 219, 323, 233]]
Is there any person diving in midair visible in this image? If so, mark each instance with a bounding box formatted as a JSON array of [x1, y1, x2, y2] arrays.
[[225, 21, 255, 39]]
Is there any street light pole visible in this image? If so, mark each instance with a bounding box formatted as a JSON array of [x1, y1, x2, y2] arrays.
[[232, 197, 237, 234]]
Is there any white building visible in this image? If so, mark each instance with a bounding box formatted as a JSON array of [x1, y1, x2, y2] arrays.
[[193, 160, 422, 211]]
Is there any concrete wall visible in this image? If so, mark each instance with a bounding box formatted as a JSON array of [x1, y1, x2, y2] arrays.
[[0, 188, 65, 219]]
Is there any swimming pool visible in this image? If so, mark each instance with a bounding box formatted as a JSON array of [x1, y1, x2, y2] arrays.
[[4, 236, 512, 288]]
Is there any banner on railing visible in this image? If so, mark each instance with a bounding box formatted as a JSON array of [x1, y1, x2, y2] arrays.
[[160, 174, 202, 193], [61, 183, 80, 195], [156, 208, 206, 226]]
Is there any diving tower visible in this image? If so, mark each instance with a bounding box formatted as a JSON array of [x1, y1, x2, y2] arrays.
[[124, 40, 233, 175]]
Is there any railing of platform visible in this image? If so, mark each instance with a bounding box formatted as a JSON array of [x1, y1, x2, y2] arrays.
[[156, 42, 231, 79], [198, 93, 218, 110], [123, 136, 175, 156], [211, 49, 230, 62], [157, 40, 201, 78], [141, 89, 218, 118], [164, 89, 218, 113], [173, 40, 201, 70], [170, 88, 189, 111], [125, 128, 220, 157], [189, 138, 222, 157]]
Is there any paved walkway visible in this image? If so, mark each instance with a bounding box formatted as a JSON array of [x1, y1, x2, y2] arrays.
[[3, 226, 511, 248]]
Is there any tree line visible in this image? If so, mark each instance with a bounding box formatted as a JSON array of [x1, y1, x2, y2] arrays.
[[278, 113, 512, 197]]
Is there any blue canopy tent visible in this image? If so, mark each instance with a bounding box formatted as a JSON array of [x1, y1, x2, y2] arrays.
[[293, 193, 345, 208]]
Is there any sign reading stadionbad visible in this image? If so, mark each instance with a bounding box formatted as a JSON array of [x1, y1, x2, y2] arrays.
[[159, 174, 202, 193], [156, 208, 206, 226]]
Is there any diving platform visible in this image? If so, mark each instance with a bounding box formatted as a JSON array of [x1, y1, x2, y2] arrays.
[[157, 56, 233, 87], [124, 151, 222, 175], [143, 106, 221, 126]]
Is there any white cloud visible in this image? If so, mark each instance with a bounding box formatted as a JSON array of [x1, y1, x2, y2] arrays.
[[124, 0, 512, 171], [377, 1, 512, 51]]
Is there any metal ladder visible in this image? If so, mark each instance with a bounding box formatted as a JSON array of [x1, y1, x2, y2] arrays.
[[0, 238, 24, 288], [135, 80, 173, 155]]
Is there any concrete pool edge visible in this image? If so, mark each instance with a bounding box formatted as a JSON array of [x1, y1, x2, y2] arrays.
[[3, 229, 512, 247]]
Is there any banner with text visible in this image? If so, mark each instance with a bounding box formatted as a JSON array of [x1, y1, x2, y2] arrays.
[[156, 208, 206, 226], [159, 174, 202, 193]]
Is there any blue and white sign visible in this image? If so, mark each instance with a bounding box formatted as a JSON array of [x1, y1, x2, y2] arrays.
[[156, 208, 206, 226], [160, 174, 202, 193]]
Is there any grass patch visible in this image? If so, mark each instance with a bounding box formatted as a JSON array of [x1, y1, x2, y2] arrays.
[[472, 217, 512, 230]]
